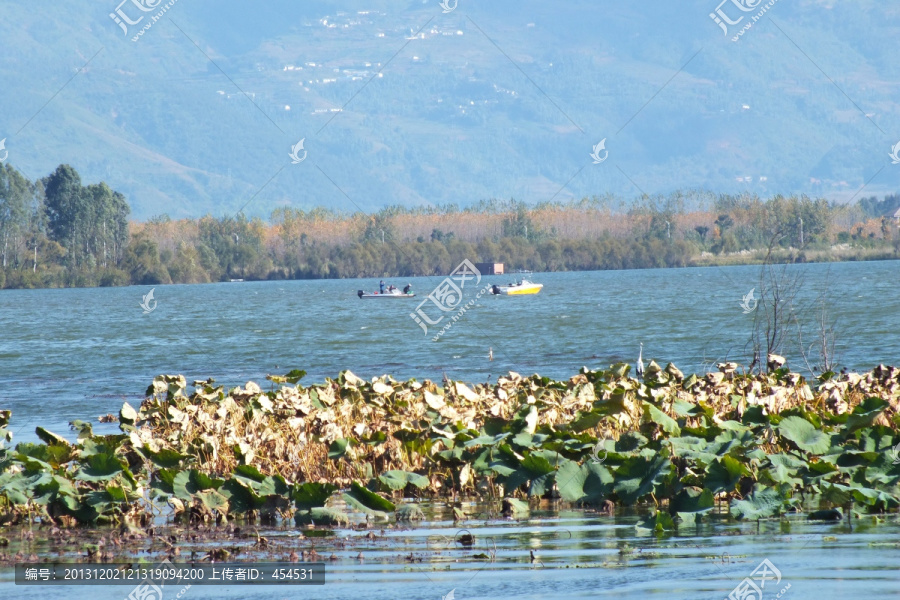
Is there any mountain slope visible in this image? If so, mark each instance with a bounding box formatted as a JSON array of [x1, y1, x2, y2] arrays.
[[0, 0, 898, 219]]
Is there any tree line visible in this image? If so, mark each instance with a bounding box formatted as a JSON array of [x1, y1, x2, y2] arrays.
[[0, 163, 897, 289], [0, 164, 130, 288]]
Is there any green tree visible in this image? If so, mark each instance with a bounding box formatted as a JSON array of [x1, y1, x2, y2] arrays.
[[0, 164, 32, 268], [42, 165, 129, 270], [43, 165, 85, 265], [123, 235, 170, 285]]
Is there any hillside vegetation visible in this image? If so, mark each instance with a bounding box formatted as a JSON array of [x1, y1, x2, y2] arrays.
[[0, 1, 898, 218]]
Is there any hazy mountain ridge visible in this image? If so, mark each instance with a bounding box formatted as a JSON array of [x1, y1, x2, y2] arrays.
[[0, 0, 898, 219]]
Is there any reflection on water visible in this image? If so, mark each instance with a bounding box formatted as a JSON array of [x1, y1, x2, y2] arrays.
[[0, 503, 898, 599]]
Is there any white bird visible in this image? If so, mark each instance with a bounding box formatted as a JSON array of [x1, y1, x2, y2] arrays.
[[636, 343, 644, 379], [488, 347, 493, 361]]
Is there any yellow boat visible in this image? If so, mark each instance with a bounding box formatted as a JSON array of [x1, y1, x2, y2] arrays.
[[491, 279, 543, 296]]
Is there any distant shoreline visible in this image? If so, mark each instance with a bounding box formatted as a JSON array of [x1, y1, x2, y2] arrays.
[[1, 162, 897, 289], [1, 245, 896, 290]]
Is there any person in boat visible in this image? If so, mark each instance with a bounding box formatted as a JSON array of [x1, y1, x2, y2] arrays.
[[379, 280, 385, 293], [388, 285, 396, 293], [492, 284, 501, 295], [403, 284, 412, 294]]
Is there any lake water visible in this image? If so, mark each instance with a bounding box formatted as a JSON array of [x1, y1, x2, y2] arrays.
[[1, 261, 898, 443], [1, 503, 898, 599], [1, 261, 899, 599]]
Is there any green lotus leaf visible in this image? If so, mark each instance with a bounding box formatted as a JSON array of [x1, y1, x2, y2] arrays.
[[77, 453, 125, 481], [673, 399, 703, 418], [378, 470, 429, 491], [777, 416, 832, 455], [519, 452, 556, 478], [616, 432, 649, 453], [79, 436, 128, 458], [666, 436, 718, 463], [0, 471, 48, 504], [464, 434, 501, 447], [197, 489, 230, 513], [705, 455, 750, 494], [172, 469, 223, 500], [556, 461, 613, 503], [345, 482, 395, 512], [568, 411, 605, 433], [35, 427, 70, 447], [643, 403, 680, 436], [14, 443, 62, 471], [613, 455, 671, 505], [528, 472, 556, 497], [119, 402, 138, 426], [220, 478, 264, 514], [670, 488, 714, 514], [141, 447, 189, 469], [328, 438, 349, 460], [730, 486, 788, 520], [556, 460, 589, 503], [843, 397, 889, 435], [150, 468, 177, 497], [294, 507, 349, 526], [502, 497, 530, 516], [487, 457, 518, 478], [762, 454, 807, 486], [32, 475, 64, 506], [284, 369, 307, 384], [256, 475, 290, 497], [292, 482, 337, 510], [511, 432, 549, 449], [360, 431, 387, 445], [233, 464, 267, 483]]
